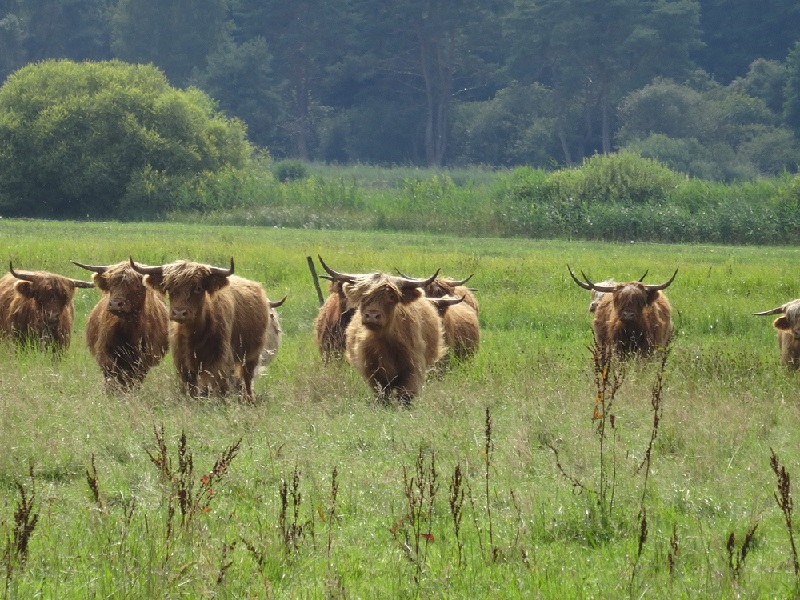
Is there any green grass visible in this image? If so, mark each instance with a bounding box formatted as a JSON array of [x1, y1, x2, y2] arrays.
[[2, 219, 800, 597]]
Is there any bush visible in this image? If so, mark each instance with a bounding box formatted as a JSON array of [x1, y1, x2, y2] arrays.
[[0, 59, 253, 219], [273, 160, 309, 182]]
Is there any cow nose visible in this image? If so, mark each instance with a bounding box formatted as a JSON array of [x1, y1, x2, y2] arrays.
[[108, 299, 126, 312], [171, 307, 189, 321], [45, 311, 60, 324], [362, 310, 383, 326]]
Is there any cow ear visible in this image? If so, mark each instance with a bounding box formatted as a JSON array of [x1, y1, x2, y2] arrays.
[[400, 286, 423, 303], [774, 316, 791, 330], [92, 273, 110, 291], [14, 280, 34, 298], [204, 273, 230, 294], [645, 289, 661, 304], [143, 273, 166, 294]]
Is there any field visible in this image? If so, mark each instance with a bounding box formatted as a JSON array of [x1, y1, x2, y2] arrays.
[[2, 218, 800, 598]]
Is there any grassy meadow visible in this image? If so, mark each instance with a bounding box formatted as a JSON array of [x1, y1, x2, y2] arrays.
[[2, 218, 800, 598]]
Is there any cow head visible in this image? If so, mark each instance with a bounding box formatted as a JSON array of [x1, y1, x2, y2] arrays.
[[10, 262, 93, 324], [428, 294, 465, 317], [755, 300, 800, 340], [72, 260, 149, 318], [396, 269, 473, 300], [131, 258, 233, 324], [568, 266, 675, 322]]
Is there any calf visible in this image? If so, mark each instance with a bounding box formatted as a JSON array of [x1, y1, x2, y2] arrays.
[[73, 260, 169, 390], [0, 262, 93, 352], [131, 257, 275, 401], [755, 299, 800, 369], [569, 266, 676, 356]]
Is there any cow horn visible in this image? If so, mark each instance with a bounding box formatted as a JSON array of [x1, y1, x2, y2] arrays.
[[444, 274, 474, 286], [567, 265, 594, 291], [754, 305, 786, 316], [71, 260, 109, 274], [9, 261, 36, 281], [396, 269, 441, 289], [208, 257, 234, 277], [429, 295, 465, 308], [643, 269, 678, 291], [638, 270, 648, 282], [129, 257, 163, 276], [70, 278, 95, 289], [317, 255, 371, 282], [269, 295, 287, 308]]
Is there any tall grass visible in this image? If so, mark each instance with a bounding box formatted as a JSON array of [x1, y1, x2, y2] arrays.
[[1, 219, 800, 596]]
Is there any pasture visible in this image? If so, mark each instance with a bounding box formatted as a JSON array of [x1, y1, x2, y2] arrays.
[[2, 218, 800, 598]]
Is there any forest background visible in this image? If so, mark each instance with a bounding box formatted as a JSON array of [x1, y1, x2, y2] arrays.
[[2, 0, 800, 177]]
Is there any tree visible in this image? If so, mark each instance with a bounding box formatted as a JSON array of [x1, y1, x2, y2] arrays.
[[111, 0, 229, 86], [505, 0, 702, 164], [0, 60, 252, 218], [785, 41, 800, 135], [191, 36, 284, 150]]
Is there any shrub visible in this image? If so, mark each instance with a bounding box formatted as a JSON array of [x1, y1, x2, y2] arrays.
[[274, 160, 309, 182]]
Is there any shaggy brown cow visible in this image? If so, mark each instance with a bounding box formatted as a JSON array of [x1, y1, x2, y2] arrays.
[[569, 266, 677, 356], [323, 262, 445, 404], [130, 257, 275, 402], [430, 295, 480, 361], [314, 256, 373, 361], [72, 260, 170, 390], [587, 273, 647, 313], [0, 262, 93, 352], [397, 269, 479, 314], [755, 299, 800, 369]]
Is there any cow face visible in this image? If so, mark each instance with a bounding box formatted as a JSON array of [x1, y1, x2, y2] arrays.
[[161, 270, 229, 324], [14, 278, 75, 325], [345, 275, 423, 331], [93, 265, 148, 318], [132, 259, 234, 324], [611, 283, 660, 323], [773, 302, 800, 340]]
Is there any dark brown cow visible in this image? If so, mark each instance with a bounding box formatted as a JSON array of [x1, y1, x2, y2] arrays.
[[430, 295, 480, 361], [0, 262, 93, 352], [323, 262, 445, 404], [314, 256, 373, 361], [755, 299, 800, 369], [72, 260, 169, 390], [131, 257, 275, 402], [569, 266, 677, 356]]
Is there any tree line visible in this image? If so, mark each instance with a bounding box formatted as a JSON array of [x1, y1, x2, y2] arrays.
[[1, 0, 800, 179]]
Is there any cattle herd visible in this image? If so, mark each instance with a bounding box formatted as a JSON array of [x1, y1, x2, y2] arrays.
[[1, 256, 799, 402]]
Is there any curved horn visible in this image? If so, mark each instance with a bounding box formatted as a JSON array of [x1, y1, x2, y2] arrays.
[[318, 255, 373, 281], [396, 269, 441, 290], [644, 269, 678, 292], [638, 270, 648, 282], [71, 260, 109, 274], [444, 273, 474, 286], [754, 305, 786, 316], [129, 257, 163, 276], [269, 295, 287, 309], [567, 265, 594, 291], [69, 278, 95, 289], [208, 257, 234, 277], [429, 295, 465, 308], [9, 261, 37, 282]]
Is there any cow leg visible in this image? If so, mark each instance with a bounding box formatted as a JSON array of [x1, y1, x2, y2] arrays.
[[240, 358, 259, 403]]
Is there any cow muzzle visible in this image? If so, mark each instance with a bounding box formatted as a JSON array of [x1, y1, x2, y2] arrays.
[[361, 310, 384, 329], [170, 308, 190, 322]]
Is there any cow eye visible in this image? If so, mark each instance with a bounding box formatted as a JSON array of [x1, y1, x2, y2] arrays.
[[193, 285, 204, 295]]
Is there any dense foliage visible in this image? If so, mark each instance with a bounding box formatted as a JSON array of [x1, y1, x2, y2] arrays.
[[0, 60, 253, 218], [0, 0, 798, 176]]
